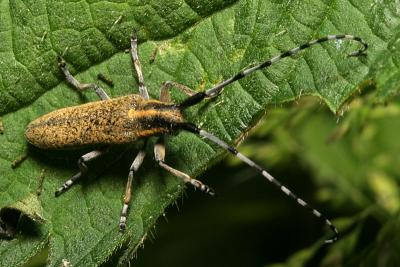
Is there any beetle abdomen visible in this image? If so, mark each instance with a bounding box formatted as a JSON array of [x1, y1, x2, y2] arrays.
[[25, 95, 183, 149]]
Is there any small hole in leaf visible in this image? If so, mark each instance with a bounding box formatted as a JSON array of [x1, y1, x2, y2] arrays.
[[0, 208, 20, 239]]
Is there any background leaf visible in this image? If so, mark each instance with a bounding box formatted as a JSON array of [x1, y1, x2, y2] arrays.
[[134, 98, 400, 267], [0, 0, 399, 266]]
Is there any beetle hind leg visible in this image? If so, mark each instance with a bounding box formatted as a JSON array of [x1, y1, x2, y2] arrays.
[[131, 30, 149, 100], [119, 148, 146, 232], [55, 149, 106, 197], [154, 137, 215, 196]]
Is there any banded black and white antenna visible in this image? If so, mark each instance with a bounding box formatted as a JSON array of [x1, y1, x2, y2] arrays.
[[178, 34, 368, 243], [182, 123, 339, 243], [179, 34, 368, 109]]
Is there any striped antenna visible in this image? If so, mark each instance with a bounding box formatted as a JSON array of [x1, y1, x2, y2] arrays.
[[179, 34, 368, 109], [181, 123, 339, 244]]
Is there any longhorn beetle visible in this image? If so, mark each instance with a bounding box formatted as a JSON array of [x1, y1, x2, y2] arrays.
[[25, 32, 367, 243]]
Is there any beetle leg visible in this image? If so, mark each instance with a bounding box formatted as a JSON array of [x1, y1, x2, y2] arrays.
[[131, 30, 149, 100], [119, 148, 146, 232], [55, 149, 107, 197], [57, 57, 110, 100], [159, 81, 196, 102], [154, 137, 215, 196]]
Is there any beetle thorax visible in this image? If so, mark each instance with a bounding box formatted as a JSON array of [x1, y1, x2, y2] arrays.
[[125, 99, 184, 138]]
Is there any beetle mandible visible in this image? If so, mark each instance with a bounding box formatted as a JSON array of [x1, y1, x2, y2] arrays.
[[25, 31, 367, 243]]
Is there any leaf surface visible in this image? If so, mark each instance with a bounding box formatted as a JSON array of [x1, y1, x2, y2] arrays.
[[0, 0, 398, 266]]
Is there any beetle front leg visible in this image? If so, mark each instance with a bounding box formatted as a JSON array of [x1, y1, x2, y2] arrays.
[[159, 81, 197, 102], [55, 149, 107, 196], [154, 137, 215, 196], [57, 56, 110, 100]]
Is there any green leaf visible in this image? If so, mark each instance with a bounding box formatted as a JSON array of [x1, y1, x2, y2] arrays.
[[0, 0, 398, 266], [369, 34, 400, 102]]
